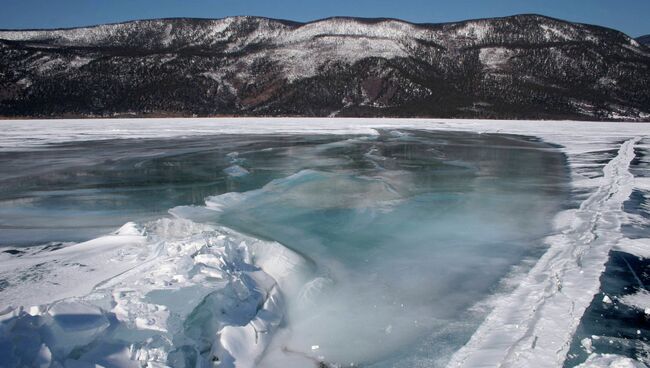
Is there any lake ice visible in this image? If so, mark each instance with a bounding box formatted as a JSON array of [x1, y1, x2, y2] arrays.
[[0, 118, 648, 368]]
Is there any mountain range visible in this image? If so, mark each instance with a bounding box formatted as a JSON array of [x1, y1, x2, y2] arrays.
[[1, 14, 649, 121]]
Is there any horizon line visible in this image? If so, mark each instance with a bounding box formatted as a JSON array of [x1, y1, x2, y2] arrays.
[[0, 13, 646, 38]]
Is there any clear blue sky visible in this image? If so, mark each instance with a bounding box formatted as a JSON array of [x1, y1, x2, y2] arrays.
[[1, 0, 648, 37]]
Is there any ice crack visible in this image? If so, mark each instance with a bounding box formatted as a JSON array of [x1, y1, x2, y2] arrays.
[[448, 137, 642, 368]]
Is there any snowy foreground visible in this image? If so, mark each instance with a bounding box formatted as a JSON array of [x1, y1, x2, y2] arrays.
[[1, 118, 650, 368]]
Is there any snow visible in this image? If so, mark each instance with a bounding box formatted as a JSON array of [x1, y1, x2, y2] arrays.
[[216, 285, 284, 368], [620, 290, 650, 314], [570, 99, 597, 117], [455, 22, 491, 41], [0, 23, 130, 46], [1, 117, 650, 367], [36, 58, 65, 74], [16, 78, 32, 89], [1, 216, 311, 367], [540, 24, 571, 41], [615, 238, 650, 259], [478, 47, 512, 69], [0, 17, 439, 82], [0, 18, 241, 49], [69, 56, 95, 68], [598, 77, 618, 87], [582, 337, 594, 354], [622, 43, 650, 57], [575, 354, 647, 368], [1, 118, 648, 151], [271, 35, 408, 80], [158, 54, 177, 64], [9, 16, 643, 89], [0, 222, 148, 309], [240, 18, 421, 80], [200, 71, 222, 81], [160, 24, 173, 47]]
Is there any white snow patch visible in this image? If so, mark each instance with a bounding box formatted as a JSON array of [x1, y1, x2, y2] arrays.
[[603, 294, 613, 304], [620, 290, 650, 314], [201, 71, 222, 81], [36, 58, 65, 74], [598, 77, 618, 87], [0, 226, 148, 310], [622, 43, 650, 57], [455, 22, 490, 41], [616, 238, 650, 259], [478, 47, 512, 69], [581, 337, 594, 354], [575, 353, 646, 368], [269, 35, 408, 81], [159, 54, 177, 64], [16, 78, 32, 88], [540, 24, 571, 41], [570, 100, 597, 117], [160, 24, 173, 47], [69, 56, 94, 68]]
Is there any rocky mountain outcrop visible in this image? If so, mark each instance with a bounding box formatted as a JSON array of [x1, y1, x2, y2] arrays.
[[637, 35, 650, 46], [0, 14, 649, 120]]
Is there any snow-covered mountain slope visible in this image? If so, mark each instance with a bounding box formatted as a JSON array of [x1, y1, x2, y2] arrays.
[[0, 15, 649, 120]]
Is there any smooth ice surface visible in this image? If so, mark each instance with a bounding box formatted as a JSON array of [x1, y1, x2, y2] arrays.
[[0, 134, 356, 246], [1, 118, 650, 368], [171, 131, 568, 367]]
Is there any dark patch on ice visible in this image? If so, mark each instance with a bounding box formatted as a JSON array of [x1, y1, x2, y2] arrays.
[[563, 251, 650, 367], [622, 189, 650, 239], [17, 262, 50, 283], [41, 242, 66, 252], [624, 190, 649, 219], [629, 140, 650, 179], [576, 148, 620, 163]]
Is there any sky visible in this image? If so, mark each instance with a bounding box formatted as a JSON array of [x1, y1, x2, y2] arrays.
[[1, 0, 648, 37]]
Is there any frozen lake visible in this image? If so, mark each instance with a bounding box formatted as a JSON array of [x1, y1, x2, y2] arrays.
[[0, 118, 649, 368]]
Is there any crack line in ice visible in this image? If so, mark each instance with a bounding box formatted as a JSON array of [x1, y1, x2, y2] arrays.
[[448, 137, 643, 368], [617, 253, 646, 290]]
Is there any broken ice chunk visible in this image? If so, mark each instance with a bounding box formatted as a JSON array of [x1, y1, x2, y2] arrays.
[[46, 301, 110, 356], [224, 165, 249, 177]]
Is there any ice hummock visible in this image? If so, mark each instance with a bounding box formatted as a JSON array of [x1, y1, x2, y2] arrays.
[[1, 217, 311, 368]]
